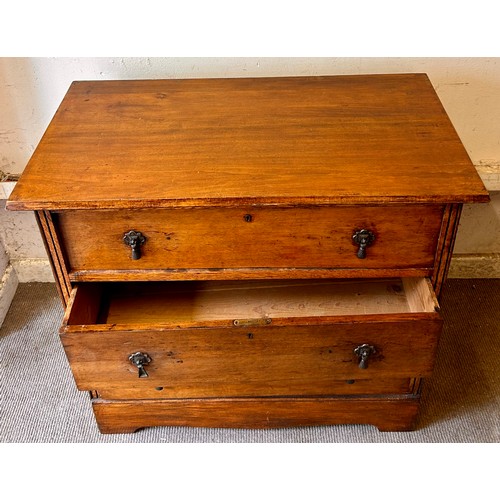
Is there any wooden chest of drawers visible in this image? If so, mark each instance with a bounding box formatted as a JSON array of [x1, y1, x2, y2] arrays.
[[7, 74, 489, 433]]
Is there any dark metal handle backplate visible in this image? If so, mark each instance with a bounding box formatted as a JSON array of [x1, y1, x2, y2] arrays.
[[352, 229, 375, 259], [128, 352, 152, 378], [123, 230, 146, 260], [354, 344, 376, 369]]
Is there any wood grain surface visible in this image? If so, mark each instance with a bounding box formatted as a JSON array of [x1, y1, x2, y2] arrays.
[[60, 318, 442, 397], [61, 278, 438, 329], [8, 74, 487, 434], [7, 74, 489, 211], [54, 204, 444, 272], [95, 379, 415, 400], [91, 395, 421, 433]]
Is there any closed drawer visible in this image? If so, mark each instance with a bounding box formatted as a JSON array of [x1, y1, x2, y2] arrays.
[[60, 277, 442, 398], [54, 205, 444, 275]]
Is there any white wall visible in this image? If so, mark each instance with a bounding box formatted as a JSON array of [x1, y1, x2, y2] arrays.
[[1, 57, 499, 283], [2, 57, 500, 175]]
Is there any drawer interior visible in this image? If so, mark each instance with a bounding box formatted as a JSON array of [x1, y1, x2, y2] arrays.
[[62, 277, 439, 330]]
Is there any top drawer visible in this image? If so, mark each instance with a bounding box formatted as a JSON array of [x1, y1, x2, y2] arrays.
[[54, 205, 444, 275]]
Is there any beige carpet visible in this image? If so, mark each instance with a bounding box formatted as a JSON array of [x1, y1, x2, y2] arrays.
[[1, 280, 499, 443]]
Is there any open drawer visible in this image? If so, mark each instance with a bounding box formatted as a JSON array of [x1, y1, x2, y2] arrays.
[[59, 277, 443, 399]]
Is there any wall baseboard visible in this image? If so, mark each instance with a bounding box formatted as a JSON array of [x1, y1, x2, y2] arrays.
[[0, 264, 19, 327], [11, 259, 55, 283], [476, 163, 500, 192], [4, 253, 500, 286], [448, 253, 500, 278]]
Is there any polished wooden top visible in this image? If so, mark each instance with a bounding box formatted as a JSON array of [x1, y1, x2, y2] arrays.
[[7, 74, 489, 210]]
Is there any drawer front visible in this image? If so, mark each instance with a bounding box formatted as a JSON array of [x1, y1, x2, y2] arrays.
[[60, 319, 442, 399], [54, 205, 444, 273]]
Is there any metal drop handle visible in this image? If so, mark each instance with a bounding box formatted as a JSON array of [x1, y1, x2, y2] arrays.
[[123, 230, 146, 260], [354, 344, 376, 369], [128, 352, 152, 378], [352, 229, 375, 259]]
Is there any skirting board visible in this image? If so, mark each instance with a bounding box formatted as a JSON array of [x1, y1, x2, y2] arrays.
[[0, 264, 19, 327], [11, 259, 55, 283], [448, 253, 500, 279]]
